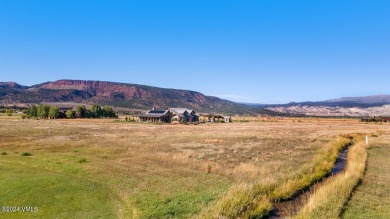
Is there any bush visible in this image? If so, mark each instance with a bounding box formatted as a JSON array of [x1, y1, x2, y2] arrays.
[[78, 158, 87, 163], [1, 152, 7, 155], [5, 109, 14, 116], [21, 152, 32, 156]]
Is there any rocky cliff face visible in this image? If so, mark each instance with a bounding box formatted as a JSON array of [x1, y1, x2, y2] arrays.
[[35, 80, 152, 99]]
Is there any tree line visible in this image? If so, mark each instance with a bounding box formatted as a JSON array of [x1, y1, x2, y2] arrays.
[[26, 104, 117, 119]]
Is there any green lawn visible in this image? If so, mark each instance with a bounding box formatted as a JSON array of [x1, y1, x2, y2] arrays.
[[0, 156, 116, 219], [0, 148, 231, 219], [342, 142, 390, 219], [0, 119, 233, 218]]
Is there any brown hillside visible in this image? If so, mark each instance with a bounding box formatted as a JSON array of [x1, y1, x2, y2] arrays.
[[0, 80, 271, 114]]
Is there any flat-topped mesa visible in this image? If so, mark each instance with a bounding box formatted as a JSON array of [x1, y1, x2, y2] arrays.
[[37, 80, 112, 90], [34, 80, 212, 102], [35, 80, 152, 99]]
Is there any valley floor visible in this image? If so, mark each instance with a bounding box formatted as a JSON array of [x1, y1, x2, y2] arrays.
[[0, 116, 389, 218]]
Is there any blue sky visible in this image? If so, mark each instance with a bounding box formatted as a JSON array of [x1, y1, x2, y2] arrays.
[[0, 0, 389, 104]]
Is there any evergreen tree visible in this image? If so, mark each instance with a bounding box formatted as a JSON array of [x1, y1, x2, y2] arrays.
[[102, 106, 115, 118], [75, 105, 87, 118], [85, 109, 93, 118], [91, 104, 102, 118]]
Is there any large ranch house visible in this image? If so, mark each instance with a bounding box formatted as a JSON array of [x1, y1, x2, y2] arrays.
[[138, 109, 172, 123], [169, 108, 198, 123], [138, 108, 199, 123]]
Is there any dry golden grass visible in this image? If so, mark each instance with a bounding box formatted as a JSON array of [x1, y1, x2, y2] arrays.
[[197, 136, 352, 219], [293, 135, 368, 219], [0, 116, 387, 218]]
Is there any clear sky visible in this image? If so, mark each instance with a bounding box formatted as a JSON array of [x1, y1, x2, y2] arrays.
[[0, 1, 389, 104]]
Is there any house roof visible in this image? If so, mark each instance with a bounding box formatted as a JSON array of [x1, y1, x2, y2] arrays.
[[139, 109, 169, 118], [139, 113, 167, 118], [148, 110, 167, 114], [169, 108, 194, 115]]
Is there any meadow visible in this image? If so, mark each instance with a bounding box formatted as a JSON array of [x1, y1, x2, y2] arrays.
[[0, 116, 389, 218]]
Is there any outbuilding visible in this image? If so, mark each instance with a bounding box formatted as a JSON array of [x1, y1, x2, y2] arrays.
[[224, 116, 232, 123]]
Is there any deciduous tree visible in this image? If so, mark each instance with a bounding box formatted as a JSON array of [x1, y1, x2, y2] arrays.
[[66, 110, 75, 119], [48, 106, 60, 119]]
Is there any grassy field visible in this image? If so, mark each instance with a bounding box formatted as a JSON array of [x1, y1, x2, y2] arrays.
[[0, 116, 389, 218], [294, 134, 367, 219], [342, 135, 390, 219]]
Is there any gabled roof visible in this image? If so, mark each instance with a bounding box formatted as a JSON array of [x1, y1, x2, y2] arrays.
[[169, 108, 195, 115], [139, 109, 170, 118]]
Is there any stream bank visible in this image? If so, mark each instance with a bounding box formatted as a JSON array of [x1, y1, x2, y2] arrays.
[[266, 140, 353, 219]]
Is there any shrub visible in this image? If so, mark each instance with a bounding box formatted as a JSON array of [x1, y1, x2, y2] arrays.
[[1, 152, 7, 155], [5, 109, 14, 116], [207, 164, 212, 174], [21, 152, 32, 156], [78, 158, 87, 163]]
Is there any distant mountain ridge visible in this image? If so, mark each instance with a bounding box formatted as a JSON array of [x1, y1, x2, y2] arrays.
[[264, 95, 390, 108], [2, 79, 389, 115], [0, 82, 28, 89], [266, 95, 390, 117], [0, 79, 272, 114], [325, 95, 390, 104]]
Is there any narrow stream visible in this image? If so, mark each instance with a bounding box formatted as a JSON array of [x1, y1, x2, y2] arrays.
[[266, 142, 352, 219]]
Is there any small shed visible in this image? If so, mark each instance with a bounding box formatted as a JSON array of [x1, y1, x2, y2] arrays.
[[199, 114, 225, 122], [382, 116, 390, 122], [360, 117, 373, 122]]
